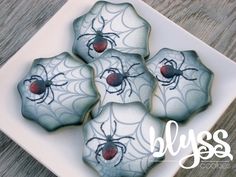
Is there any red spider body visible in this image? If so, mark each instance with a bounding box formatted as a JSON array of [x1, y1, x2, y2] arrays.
[[106, 73, 124, 87], [29, 80, 52, 95], [160, 65, 182, 78], [93, 34, 108, 53], [102, 142, 118, 160], [29, 80, 45, 94]]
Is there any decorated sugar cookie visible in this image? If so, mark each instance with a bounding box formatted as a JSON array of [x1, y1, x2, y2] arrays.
[[73, 1, 151, 63], [83, 102, 164, 177], [17, 52, 99, 131], [89, 49, 156, 117], [147, 48, 213, 122]]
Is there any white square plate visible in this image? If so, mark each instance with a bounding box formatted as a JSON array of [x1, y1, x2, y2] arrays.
[[0, 0, 236, 177]]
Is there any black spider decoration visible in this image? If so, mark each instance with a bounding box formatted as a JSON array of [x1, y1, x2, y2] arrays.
[[23, 64, 68, 104], [86, 120, 135, 167], [100, 56, 144, 97], [77, 16, 120, 58], [156, 52, 198, 90]]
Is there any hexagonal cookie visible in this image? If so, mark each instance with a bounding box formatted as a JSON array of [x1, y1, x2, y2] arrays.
[[89, 49, 156, 117], [17, 52, 100, 131], [147, 48, 213, 122], [83, 102, 164, 177], [73, 1, 151, 63]]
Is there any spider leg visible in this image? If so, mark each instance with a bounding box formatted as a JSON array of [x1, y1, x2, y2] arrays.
[[182, 75, 197, 81], [104, 36, 117, 46], [156, 76, 173, 83], [114, 144, 125, 167], [95, 147, 103, 164], [87, 37, 96, 49], [125, 79, 133, 97], [103, 32, 120, 38], [164, 59, 177, 68], [31, 75, 44, 80], [95, 143, 106, 154], [36, 88, 49, 104], [106, 37, 116, 49], [24, 79, 33, 84], [127, 71, 144, 78], [159, 58, 169, 64], [50, 72, 68, 86], [49, 72, 65, 81], [113, 142, 127, 153], [106, 85, 123, 95], [77, 33, 96, 40], [113, 136, 135, 141], [181, 67, 198, 81], [100, 16, 105, 31], [116, 81, 125, 96], [100, 69, 109, 79], [178, 52, 186, 69], [170, 76, 180, 90], [111, 56, 124, 73], [88, 47, 94, 58], [51, 81, 68, 87], [182, 67, 199, 72], [111, 121, 117, 137], [87, 37, 96, 56], [24, 75, 43, 84], [126, 63, 140, 73], [86, 137, 106, 145], [106, 68, 121, 73], [37, 64, 48, 80], [26, 92, 46, 102], [86, 36, 96, 58], [91, 18, 96, 32], [100, 122, 107, 137], [161, 76, 176, 87], [24, 77, 37, 84], [87, 39, 95, 58], [106, 82, 123, 95], [100, 68, 121, 79], [160, 58, 178, 69], [47, 87, 54, 105]]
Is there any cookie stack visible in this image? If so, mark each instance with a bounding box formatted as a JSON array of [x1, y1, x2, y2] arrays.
[[17, 1, 213, 177]]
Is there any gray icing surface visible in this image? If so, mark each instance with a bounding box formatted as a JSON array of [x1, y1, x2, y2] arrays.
[[147, 48, 213, 122], [83, 102, 164, 177], [17, 52, 99, 131], [73, 1, 150, 63], [89, 49, 156, 117]]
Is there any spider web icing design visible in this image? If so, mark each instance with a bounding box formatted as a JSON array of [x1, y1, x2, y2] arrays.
[[147, 48, 213, 122], [83, 102, 164, 177], [73, 1, 151, 63], [89, 49, 156, 117], [18, 52, 99, 131]]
